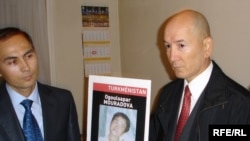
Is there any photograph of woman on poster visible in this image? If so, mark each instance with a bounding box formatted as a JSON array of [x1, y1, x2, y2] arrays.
[[98, 105, 136, 141]]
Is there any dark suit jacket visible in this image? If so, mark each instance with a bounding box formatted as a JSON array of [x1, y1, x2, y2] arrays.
[[149, 61, 250, 141], [0, 82, 81, 141]]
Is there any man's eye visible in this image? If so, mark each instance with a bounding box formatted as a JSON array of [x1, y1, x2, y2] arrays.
[[179, 44, 185, 48], [165, 44, 171, 48], [26, 54, 33, 59], [7, 60, 17, 65]]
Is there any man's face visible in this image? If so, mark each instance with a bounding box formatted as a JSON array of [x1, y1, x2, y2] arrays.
[[164, 18, 211, 82], [0, 34, 38, 96], [110, 116, 127, 137]]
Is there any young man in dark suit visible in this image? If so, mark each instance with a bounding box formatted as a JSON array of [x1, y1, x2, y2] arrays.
[[0, 27, 81, 141], [149, 9, 250, 141]]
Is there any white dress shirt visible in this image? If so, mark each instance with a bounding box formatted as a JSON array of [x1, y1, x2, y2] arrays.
[[178, 61, 213, 117]]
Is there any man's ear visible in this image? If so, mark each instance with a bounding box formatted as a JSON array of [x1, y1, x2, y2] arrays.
[[203, 36, 213, 58]]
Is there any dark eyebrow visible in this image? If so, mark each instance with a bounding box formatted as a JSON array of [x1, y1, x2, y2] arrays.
[[3, 48, 35, 62], [24, 48, 35, 56], [3, 56, 17, 62]]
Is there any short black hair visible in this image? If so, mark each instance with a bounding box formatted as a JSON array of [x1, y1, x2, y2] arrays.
[[0, 27, 34, 48], [111, 112, 131, 133]]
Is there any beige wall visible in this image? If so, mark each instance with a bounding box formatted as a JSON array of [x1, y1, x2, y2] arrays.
[[47, 0, 84, 133], [119, 0, 250, 111]]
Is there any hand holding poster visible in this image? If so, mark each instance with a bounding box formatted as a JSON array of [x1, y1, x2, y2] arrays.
[[87, 75, 151, 141]]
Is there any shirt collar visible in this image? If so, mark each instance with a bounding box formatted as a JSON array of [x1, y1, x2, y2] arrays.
[[6, 82, 40, 107], [185, 61, 213, 100]]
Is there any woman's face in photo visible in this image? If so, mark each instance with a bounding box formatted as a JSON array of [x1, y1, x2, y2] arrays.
[[110, 116, 127, 137]]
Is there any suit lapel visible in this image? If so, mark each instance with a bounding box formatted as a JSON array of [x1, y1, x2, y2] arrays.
[[0, 83, 26, 141], [38, 83, 58, 141]]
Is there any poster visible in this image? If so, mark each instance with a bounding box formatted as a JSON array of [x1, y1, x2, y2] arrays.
[[87, 75, 151, 141]]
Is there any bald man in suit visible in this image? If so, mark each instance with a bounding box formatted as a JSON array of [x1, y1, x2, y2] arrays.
[[149, 9, 250, 141]]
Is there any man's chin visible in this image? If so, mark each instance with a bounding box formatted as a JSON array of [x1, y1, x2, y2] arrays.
[[174, 73, 186, 79], [20, 81, 36, 89]]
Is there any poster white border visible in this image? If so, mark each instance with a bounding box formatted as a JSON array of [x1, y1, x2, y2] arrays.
[[87, 75, 151, 141]]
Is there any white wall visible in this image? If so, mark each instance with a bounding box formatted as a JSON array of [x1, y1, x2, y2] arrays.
[[119, 0, 250, 111]]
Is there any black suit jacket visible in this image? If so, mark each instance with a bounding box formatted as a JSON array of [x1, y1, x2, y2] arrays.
[[0, 82, 81, 141], [149, 61, 250, 141]]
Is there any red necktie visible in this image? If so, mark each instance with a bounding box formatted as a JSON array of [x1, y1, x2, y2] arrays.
[[174, 85, 191, 141]]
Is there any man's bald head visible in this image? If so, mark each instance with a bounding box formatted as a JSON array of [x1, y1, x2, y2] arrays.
[[165, 9, 211, 40]]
